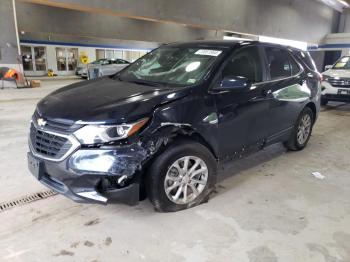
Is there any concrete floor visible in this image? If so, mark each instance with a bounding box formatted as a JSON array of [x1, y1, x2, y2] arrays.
[[0, 80, 349, 262]]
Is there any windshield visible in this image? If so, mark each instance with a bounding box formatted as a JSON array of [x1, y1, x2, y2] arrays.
[[118, 46, 224, 86], [333, 56, 350, 70]]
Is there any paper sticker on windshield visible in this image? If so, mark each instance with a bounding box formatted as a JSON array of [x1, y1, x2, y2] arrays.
[[195, 49, 222, 57], [335, 62, 346, 68]]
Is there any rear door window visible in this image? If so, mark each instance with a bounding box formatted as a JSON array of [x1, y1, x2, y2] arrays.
[[265, 47, 300, 80]]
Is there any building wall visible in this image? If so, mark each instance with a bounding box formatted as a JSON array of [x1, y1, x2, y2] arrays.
[[21, 0, 340, 44], [340, 9, 350, 33], [309, 51, 326, 72], [16, 2, 221, 45], [0, 0, 20, 70]]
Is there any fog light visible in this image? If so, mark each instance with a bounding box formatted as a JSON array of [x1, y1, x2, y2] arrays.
[[68, 147, 147, 176], [69, 150, 116, 174]]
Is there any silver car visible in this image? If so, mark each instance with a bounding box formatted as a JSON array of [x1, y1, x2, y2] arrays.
[[87, 58, 130, 79], [75, 66, 87, 77]]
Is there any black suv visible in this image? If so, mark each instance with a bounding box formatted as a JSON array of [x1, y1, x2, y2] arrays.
[[28, 41, 321, 212]]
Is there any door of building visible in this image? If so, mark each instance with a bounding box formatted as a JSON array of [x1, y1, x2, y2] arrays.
[[21, 45, 47, 76], [56, 47, 78, 75]]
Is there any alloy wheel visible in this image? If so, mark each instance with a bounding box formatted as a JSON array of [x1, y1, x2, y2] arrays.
[[297, 114, 312, 145], [164, 156, 208, 205]]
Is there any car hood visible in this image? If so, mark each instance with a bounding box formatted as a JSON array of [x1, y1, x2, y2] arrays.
[[37, 77, 187, 124], [323, 69, 350, 78]]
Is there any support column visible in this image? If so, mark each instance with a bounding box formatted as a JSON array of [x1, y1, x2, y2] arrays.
[[0, 0, 23, 88]]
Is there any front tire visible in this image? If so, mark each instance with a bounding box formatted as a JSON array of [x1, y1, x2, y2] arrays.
[[147, 140, 217, 212], [285, 107, 314, 151]]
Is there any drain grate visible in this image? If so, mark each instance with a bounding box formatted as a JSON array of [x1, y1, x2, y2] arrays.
[[0, 190, 57, 212]]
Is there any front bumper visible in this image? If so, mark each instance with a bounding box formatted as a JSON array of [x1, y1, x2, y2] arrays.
[[321, 81, 350, 103], [27, 146, 145, 205]]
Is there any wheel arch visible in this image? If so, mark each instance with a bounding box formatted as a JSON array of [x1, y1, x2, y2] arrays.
[[140, 125, 218, 201], [144, 124, 218, 161], [173, 131, 218, 160], [305, 101, 317, 122]]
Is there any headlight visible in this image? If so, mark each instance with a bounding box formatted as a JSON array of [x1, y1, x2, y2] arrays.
[[322, 75, 329, 81], [74, 118, 149, 144]]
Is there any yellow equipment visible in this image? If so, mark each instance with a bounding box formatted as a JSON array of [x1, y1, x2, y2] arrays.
[[47, 69, 54, 77]]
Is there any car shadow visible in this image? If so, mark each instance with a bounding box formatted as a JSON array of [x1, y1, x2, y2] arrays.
[[218, 143, 286, 181], [211, 143, 287, 197], [321, 102, 350, 112]]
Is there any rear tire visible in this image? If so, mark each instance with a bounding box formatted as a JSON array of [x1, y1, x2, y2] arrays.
[[146, 140, 217, 212], [285, 107, 314, 151]]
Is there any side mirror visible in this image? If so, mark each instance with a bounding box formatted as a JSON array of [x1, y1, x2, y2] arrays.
[[325, 65, 333, 70], [215, 76, 251, 91]]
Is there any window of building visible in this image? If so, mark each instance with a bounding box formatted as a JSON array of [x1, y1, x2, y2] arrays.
[[114, 50, 123, 59], [105, 50, 114, 59], [34, 47, 47, 71], [56, 48, 78, 71], [96, 49, 124, 60], [21, 45, 47, 72], [56, 48, 66, 71], [67, 48, 78, 71], [123, 50, 142, 63], [21, 46, 33, 71], [96, 49, 105, 60], [95, 49, 147, 62]]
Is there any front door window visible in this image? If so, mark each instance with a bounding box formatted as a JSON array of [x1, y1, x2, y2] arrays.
[[222, 46, 263, 83]]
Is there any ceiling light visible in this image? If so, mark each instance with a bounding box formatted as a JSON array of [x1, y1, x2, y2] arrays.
[[259, 35, 308, 51]]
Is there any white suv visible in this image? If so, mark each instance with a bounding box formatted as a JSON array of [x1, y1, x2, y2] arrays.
[[321, 56, 350, 105]]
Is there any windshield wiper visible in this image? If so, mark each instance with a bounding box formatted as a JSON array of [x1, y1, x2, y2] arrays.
[[114, 75, 170, 88], [127, 79, 165, 87]]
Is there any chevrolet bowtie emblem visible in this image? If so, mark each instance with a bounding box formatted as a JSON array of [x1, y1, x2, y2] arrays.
[[37, 118, 47, 127]]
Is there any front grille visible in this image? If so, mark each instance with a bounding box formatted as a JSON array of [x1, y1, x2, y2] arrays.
[[327, 77, 350, 88], [30, 124, 73, 159]]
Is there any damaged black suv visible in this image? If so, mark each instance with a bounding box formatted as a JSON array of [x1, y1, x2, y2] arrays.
[[28, 41, 321, 212]]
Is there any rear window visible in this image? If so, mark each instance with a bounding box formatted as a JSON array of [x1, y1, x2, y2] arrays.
[[265, 47, 301, 80]]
